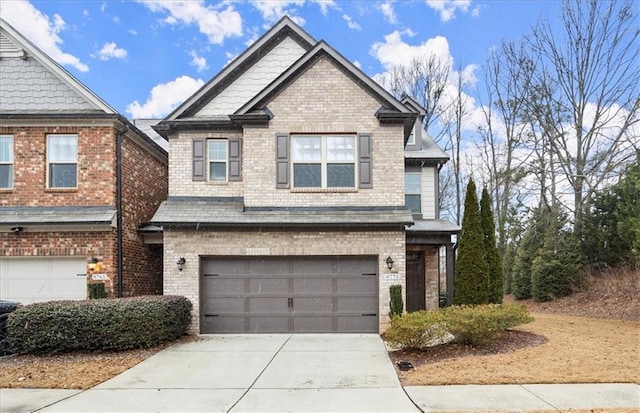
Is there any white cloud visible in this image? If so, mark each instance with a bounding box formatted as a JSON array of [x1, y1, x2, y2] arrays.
[[98, 42, 127, 61], [0, 0, 89, 72], [139, 1, 242, 44], [379, 2, 397, 24], [342, 14, 361, 31], [126, 76, 205, 118], [425, 0, 472, 22], [188, 50, 208, 72], [371, 30, 453, 71], [250, 0, 337, 26]]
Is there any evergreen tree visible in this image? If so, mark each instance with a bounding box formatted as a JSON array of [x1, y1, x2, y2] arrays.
[[454, 178, 489, 304], [511, 208, 547, 300], [480, 187, 503, 304]]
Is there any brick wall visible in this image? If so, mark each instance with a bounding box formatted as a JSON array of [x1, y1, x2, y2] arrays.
[[119, 133, 167, 296], [0, 126, 115, 206], [0, 231, 117, 296], [163, 228, 406, 333]]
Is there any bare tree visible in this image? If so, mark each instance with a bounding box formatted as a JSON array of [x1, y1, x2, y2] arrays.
[[525, 0, 640, 224]]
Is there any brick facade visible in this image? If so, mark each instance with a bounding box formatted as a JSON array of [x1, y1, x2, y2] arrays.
[[0, 124, 167, 298], [163, 228, 406, 333]]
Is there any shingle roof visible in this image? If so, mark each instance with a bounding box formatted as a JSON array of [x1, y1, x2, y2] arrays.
[[406, 219, 460, 233], [405, 131, 450, 161], [150, 198, 413, 227], [0, 206, 116, 225]]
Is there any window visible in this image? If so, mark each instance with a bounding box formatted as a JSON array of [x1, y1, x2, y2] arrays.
[[405, 173, 421, 214], [0, 135, 13, 188], [292, 135, 356, 188], [47, 135, 77, 188], [208, 139, 227, 181]]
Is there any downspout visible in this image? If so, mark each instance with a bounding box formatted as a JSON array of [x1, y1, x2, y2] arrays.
[[116, 126, 128, 298]]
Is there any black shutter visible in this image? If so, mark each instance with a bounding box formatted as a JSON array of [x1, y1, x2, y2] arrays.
[[228, 138, 242, 181], [276, 133, 289, 188], [358, 133, 372, 189], [192, 139, 205, 181]]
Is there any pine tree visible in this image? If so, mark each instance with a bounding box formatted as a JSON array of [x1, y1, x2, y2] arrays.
[[511, 208, 548, 300], [454, 178, 489, 305], [480, 187, 503, 304]]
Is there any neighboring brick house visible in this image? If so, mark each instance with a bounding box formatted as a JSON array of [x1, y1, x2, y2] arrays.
[[0, 19, 168, 303], [151, 17, 458, 334]]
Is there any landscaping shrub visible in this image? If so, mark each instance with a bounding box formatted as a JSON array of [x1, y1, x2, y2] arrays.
[[88, 283, 108, 299], [6, 295, 192, 354], [443, 303, 533, 345], [389, 285, 403, 317], [385, 303, 533, 349], [385, 310, 448, 350]]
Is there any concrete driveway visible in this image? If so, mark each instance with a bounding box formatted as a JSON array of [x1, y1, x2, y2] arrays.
[[17, 334, 418, 412]]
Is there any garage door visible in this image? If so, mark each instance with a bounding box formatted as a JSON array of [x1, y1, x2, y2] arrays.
[[0, 257, 87, 304], [201, 256, 378, 333]]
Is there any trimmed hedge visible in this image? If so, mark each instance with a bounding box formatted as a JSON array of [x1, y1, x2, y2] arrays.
[[385, 303, 533, 349], [6, 295, 192, 354]]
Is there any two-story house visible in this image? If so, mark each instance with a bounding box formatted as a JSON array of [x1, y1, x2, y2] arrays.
[[0, 19, 168, 303], [151, 17, 458, 334]]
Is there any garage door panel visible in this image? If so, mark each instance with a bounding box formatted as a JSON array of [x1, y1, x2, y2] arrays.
[[249, 278, 288, 293], [338, 315, 378, 332], [250, 297, 288, 313], [202, 316, 245, 333], [201, 256, 378, 333], [293, 316, 333, 332], [250, 316, 289, 332], [337, 296, 378, 312], [337, 277, 377, 294], [203, 297, 245, 313], [293, 297, 333, 312], [203, 277, 244, 294], [293, 278, 333, 294]]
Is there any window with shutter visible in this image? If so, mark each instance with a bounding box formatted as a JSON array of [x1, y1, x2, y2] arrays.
[[276, 134, 289, 188], [358, 133, 372, 189], [192, 139, 205, 181]]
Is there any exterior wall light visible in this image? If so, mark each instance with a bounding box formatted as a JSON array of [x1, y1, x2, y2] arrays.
[[176, 257, 186, 271], [87, 257, 100, 272], [385, 256, 394, 270], [10, 227, 23, 234]]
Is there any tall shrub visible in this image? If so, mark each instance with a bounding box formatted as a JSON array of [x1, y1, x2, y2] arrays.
[[389, 285, 403, 317], [480, 187, 503, 303], [511, 208, 547, 300], [455, 178, 489, 304]]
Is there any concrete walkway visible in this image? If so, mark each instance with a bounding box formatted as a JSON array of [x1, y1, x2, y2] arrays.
[[1, 335, 639, 412]]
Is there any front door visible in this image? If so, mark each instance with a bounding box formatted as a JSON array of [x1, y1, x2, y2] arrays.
[[406, 252, 425, 312]]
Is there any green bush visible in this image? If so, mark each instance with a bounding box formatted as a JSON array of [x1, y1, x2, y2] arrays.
[[389, 285, 403, 318], [385, 310, 448, 350], [385, 303, 533, 349], [88, 283, 108, 299], [6, 295, 192, 354]]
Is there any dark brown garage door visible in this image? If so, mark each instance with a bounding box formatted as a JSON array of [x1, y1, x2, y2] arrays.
[[201, 256, 378, 333]]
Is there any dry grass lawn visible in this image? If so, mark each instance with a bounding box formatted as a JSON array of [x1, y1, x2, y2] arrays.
[[398, 313, 640, 386]]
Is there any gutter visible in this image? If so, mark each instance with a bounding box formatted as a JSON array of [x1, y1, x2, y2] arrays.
[[115, 126, 128, 298]]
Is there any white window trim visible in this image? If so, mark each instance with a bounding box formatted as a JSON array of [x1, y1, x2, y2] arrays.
[[0, 135, 13, 189], [46, 134, 78, 189], [207, 139, 228, 182], [291, 134, 357, 189]]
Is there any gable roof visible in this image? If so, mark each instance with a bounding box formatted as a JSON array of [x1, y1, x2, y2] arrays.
[[235, 40, 414, 118], [0, 18, 115, 114], [165, 16, 316, 121]]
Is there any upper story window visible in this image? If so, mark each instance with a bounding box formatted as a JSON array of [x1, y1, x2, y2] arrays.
[[208, 139, 228, 181], [405, 172, 421, 214], [0, 135, 13, 189], [292, 135, 356, 188], [47, 135, 77, 188]]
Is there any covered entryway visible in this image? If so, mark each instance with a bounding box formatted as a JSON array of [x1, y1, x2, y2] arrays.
[[201, 256, 378, 333], [406, 251, 425, 312], [0, 257, 87, 303]]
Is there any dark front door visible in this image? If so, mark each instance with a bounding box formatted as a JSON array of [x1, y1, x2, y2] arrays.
[[406, 252, 425, 312]]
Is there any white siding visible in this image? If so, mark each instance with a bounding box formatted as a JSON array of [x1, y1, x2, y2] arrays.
[[421, 167, 436, 219], [196, 37, 307, 116]]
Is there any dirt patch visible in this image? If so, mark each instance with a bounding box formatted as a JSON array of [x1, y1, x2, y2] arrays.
[[0, 335, 197, 390], [394, 313, 640, 386]]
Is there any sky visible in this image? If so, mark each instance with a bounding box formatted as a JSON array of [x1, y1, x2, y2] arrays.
[[0, 0, 564, 121]]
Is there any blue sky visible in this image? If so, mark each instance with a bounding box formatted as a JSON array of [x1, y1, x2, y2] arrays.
[[0, 0, 562, 119]]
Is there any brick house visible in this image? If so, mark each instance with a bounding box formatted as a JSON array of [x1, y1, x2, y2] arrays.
[[0, 19, 168, 302], [151, 17, 458, 334]]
